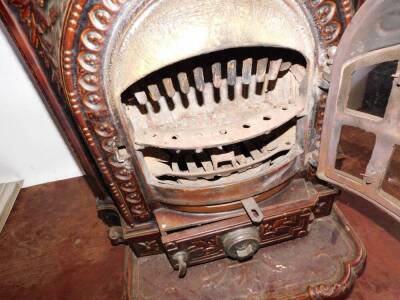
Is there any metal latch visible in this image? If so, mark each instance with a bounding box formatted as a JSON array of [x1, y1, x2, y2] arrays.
[[241, 197, 264, 225], [173, 251, 188, 278]]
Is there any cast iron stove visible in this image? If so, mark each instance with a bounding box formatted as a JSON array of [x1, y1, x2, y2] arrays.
[[2, 0, 400, 298]]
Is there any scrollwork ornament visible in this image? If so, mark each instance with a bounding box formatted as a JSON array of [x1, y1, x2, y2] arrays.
[[307, 0, 350, 46], [61, 0, 150, 225], [307, 242, 366, 299]]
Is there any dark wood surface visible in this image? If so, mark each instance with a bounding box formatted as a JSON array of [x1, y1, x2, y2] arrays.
[[0, 177, 399, 300], [0, 177, 124, 300]]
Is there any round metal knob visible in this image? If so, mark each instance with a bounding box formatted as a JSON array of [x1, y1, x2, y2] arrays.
[[221, 227, 261, 260]]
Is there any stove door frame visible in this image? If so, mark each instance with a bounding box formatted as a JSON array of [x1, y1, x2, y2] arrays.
[[318, 0, 400, 220]]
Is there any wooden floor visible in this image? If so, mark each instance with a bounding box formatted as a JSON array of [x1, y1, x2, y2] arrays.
[[0, 177, 124, 300], [0, 176, 399, 300]]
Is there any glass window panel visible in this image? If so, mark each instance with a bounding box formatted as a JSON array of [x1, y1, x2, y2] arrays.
[[382, 145, 400, 200], [335, 125, 376, 180], [347, 60, 397, 118]]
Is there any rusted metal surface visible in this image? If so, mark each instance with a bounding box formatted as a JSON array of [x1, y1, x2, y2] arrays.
[[155, 179, 317, 233], [318, 0, 400, 220], [125, 206, 366, 300], [4, 0, 351, 222], [101, 0, 348, 208], [161, 179, 290, 214], [103, 0, 320, 207], [141, 122, 298, 183], [149, 153, 301, 205], [124, 54, 304, 151], [160, 180, 337, 269], [3, 0, 372, 279]]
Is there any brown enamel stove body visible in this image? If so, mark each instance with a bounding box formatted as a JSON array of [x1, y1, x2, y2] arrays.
[[1, 0, 365, 281]]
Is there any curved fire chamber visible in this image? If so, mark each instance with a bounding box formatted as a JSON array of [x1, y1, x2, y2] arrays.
[[121, 47, 307, 188]]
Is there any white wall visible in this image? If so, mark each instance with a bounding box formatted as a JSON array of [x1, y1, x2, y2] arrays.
[[0, 26, 83, 187]]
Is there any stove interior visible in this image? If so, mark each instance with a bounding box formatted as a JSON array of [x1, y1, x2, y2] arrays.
[[121, 47, 307, 187]]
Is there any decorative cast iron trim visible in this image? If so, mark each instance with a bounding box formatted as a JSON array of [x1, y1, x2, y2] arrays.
[[307, 0, 349, 46], [306, 206, 366, 299], [9, 0, 61, 82], [165, 209, 311, 268], [61, 0, 151, 225]]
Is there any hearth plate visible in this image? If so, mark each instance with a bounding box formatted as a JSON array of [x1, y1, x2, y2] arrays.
[[124, 206, 365, 300]]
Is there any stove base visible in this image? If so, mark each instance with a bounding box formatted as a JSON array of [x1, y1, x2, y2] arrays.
[[123, 205, 365, 300]]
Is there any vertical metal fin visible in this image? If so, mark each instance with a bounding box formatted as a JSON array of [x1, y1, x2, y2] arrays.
[[233, 145, 247, 165], [212, 62, 222, 88], [269, 59, 283, 81], [198, 152, 214, 173], [134, 91, 148, 105], [242, 58, 252, 85], [178, 72, 190, 94], [171, 161, 180, 172], [256, 58, 268, 82], [243, 141, 262, 160], [186, 155, 200, 173], [193, 67, 205, 91], [162, 78, 176, 98], [148, 84, 161, 101], [227, 60, 237, 86]]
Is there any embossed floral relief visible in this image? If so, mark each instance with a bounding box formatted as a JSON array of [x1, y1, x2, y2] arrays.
[[9, 0, 64, 82]]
